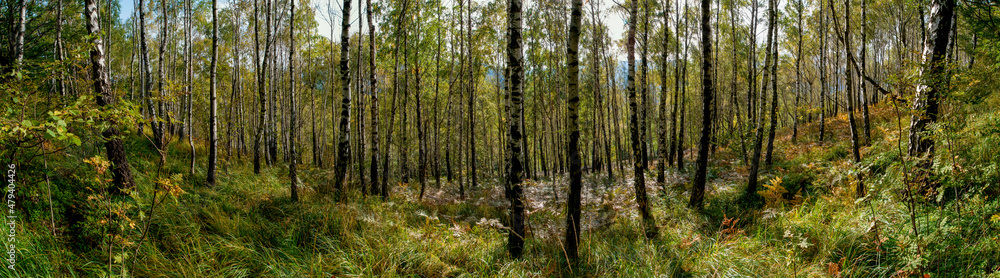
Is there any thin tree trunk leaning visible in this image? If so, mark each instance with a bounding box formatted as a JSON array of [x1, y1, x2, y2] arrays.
[[610, 54, 625, 176], [860, 0, 872, 146], [207, 0, 219, 187], [627, 0, 658, 239], [254, 0, 271, 174], [640, 0, 650, 170], [54, 0, 66, 97], [187, 0, 195, 175], [227, 5, 240, 159], [85, 0, 136, 194], [332, 0, 353, 195], [139, 0, 162, 149], [417, 4, 428, 200], [157, 0, 169, 149], [467, 3, 477, 191], [744, 0, 774, 207], [711, 0, 720, 155], [730, 1, 746, 163], [311, 52, 319, 167], [401, 23, 410, 185], [383, 0, 408, 199], [593, 3, 613, 181], [748, 2, 758, 133], [669, 4, 681, 167], [792, 0, 803, 143], [825, 0, 865, 197], [819, 0, 827, 142], [843, 0, 863, 197], [354, 2, 365, 192], [564, 0, 583, 263], [434, 1, 442, 188], [268, 37, 278, 164], [764, 0, 779, 168], [678, 4, 689, 172], [504, 0, 527, 259], [382, 67, 401, 199], [690, 0, 714, 210], [908, 0, 955, 193]]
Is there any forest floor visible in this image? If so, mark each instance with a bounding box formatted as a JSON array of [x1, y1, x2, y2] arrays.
[[7, 102, 1000, 277]]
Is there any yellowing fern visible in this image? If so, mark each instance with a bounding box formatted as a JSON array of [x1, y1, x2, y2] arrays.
[[759, 176, 787, 208]]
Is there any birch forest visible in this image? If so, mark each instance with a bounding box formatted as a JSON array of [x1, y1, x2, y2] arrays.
[[2, 0, 999, 275]]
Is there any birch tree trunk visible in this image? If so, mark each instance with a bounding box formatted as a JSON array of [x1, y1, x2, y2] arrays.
[[628, 0, 658, 239], [690, 0, 715, 210], [792, 0, 803, 143], [842, 0, 864, 197], [288, 0, 299, 202], [187, 0, 195, 175], [657, 0, 671, 190], [139, 0, 163, 149], [564, 0, 583, 262], [504, 0, 527, 258], [86, 0, 136, 194], [367, 0, 379, 197], [819, 0, 827, 142], [332, 0, 353, 194], [908, 0, 955, 192], [764, 0, 779, 167], [207, 0, 219, 186], [14, 0, 27, 70], [744, 0, 772, 206]]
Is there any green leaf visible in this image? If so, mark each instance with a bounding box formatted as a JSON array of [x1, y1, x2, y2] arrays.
[[21, 119, 32, 127], [46, 129, 57, 139], [69, 134, 81, 146]]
